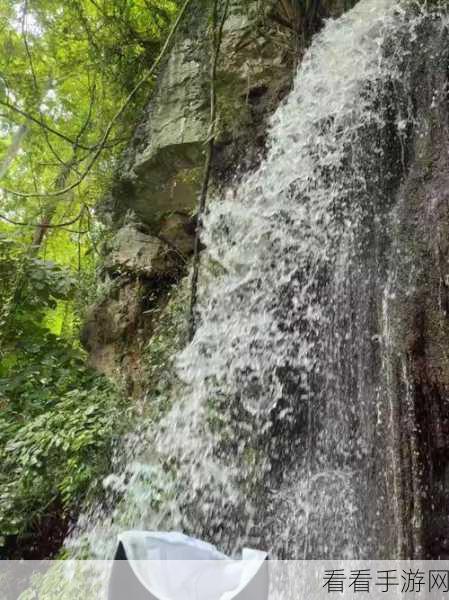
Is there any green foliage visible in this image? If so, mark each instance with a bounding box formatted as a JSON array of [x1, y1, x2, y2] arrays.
[[0, 231, 129, 546], [0, 234, 77, 344], [0, 357, 126, 538], [18, 562, 105, 600], [0, 0, 181, 268], [0, 0, 182, 558]]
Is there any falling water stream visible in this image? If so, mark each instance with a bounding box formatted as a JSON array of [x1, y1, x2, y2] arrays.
[[71, 0, 449, 561]]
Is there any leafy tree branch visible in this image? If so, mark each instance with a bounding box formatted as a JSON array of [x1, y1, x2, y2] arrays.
[[0, 0, 193, 200]]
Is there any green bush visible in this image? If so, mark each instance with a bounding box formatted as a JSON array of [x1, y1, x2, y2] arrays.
[[0, 237, 129, 555], [0, 339, 128, 545]]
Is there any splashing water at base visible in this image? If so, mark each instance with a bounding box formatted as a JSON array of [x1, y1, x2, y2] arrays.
[[70, 0, 449, 560]]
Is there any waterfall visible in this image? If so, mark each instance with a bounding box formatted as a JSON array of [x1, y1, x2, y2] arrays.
[[72, 0, 449, 560]]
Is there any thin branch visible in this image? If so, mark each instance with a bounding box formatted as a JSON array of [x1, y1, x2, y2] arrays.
[[269, 11, 298, 31], [155, 233, 188, 264], [22, 1, 38, 91], [0, 207, 85, 229], [0, 99, 92, 151], [31, 156, 78, 249], [21, 0, 83, 168], [0, 0, 194, 200], [0, 96, 124, 153]]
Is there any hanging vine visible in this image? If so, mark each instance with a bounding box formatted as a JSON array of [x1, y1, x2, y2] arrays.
[[188, 0, 231, 341]]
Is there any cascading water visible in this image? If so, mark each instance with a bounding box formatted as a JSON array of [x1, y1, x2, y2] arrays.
[[72, 0, 449, 561]]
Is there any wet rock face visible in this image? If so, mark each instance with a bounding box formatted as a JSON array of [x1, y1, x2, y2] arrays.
[[382, 19, 449, 559], [407, 112, 449, 558]]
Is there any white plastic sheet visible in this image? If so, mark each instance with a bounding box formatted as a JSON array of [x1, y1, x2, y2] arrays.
[[112, 531, 268, 600]]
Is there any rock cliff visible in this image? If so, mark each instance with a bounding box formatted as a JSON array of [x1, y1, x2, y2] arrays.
[[83, 0, 358, 393]]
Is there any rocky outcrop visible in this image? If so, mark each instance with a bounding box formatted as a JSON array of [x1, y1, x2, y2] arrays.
[[84, 1, 359, 390], [84, 0, 298, 388], [104, 1, 297, 228], [81, 221, 190, 395]]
